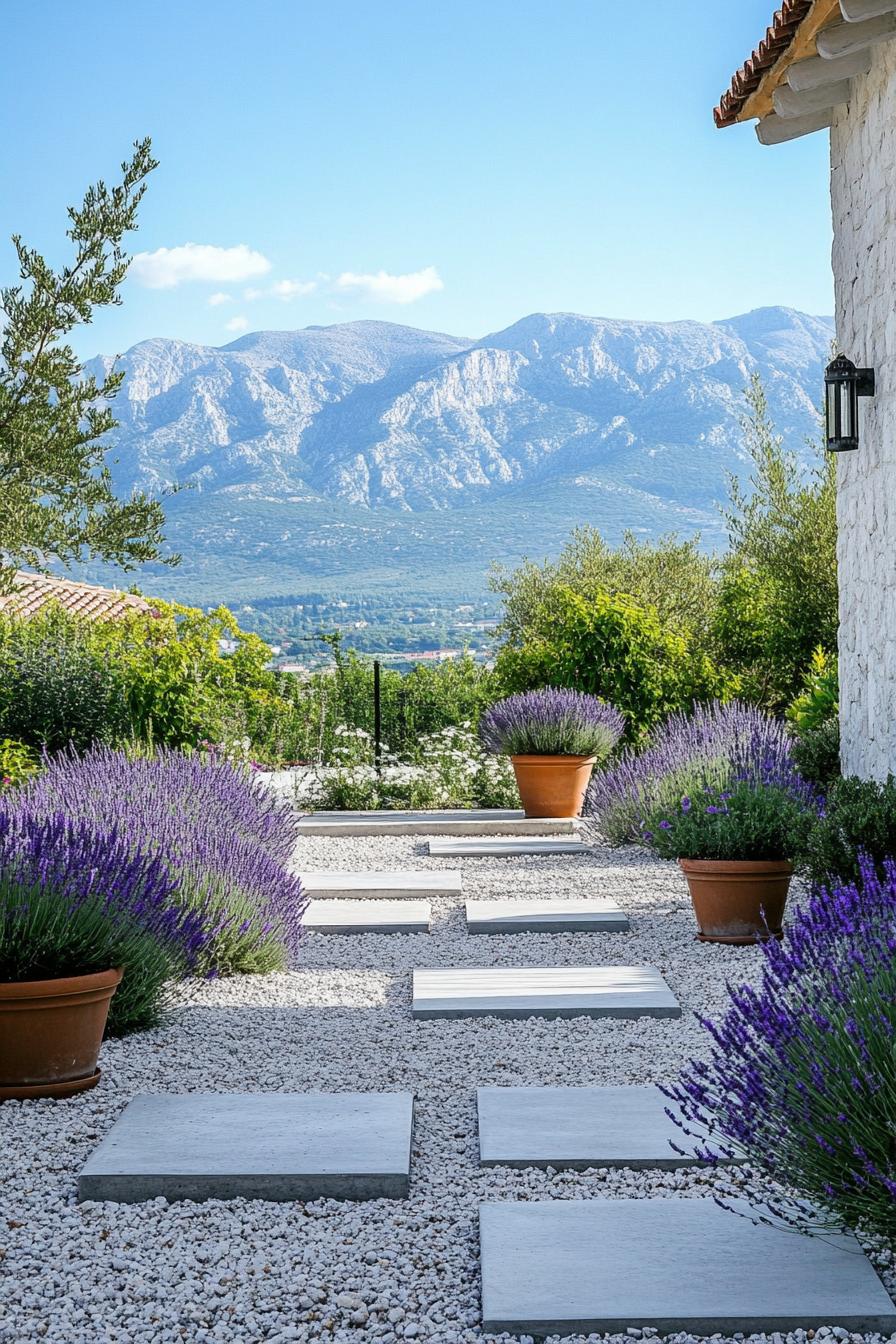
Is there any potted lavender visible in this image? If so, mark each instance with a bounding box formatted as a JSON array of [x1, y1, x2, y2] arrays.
[[640, 779, 816, 944], [479, 688, 624, 817], [0, 809, 208, 1100]]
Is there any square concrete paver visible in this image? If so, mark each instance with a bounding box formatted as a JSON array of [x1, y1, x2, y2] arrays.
[[477, 1085, 712, 1169], [479, 1199, 896, 1336], [411, 966, 679, 1020], [304, 899, 431, 934], [299, 870, 462, 899], [466, 897, 629, 934], [78, 1092, 414, 1204], [427, 838, 588, 858], [298, 809, 577, 836]]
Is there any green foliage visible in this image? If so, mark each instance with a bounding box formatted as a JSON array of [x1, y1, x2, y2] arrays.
[[803, 774, 896, 889], [257, 648, 498, 767], [492, 526, 718, 647], [715, 374, 836, 710], [0, 739, 40, 790], [787, 648, 839, 732], [493, 585, 732, 741], [642, 781, 814, 862], [302, 723, 519, 811], [791, 719, 841, 789], [0, 607, 131, 752], [0, 600, 287, 757], [0, 139, 175, 592]]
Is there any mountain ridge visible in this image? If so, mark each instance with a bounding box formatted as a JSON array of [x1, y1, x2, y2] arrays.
[[76, 305, 833, 609]]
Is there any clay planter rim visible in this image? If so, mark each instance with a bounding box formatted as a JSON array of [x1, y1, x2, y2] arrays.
[[678, 858, 794, 875], [0, 966, 123, 1000], [508, 753, 598, 765]]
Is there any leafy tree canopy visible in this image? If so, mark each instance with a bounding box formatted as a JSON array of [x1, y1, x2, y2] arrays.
[[0, 138, 176, 594]]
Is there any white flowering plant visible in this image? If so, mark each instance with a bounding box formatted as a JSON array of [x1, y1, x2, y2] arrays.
[[299, 722, 519, 810]]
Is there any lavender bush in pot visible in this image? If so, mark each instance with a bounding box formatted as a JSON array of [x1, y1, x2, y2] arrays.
[[641, 778, 817, 943], [0, 810, 210, 1099], [479, 688, 624, 817]]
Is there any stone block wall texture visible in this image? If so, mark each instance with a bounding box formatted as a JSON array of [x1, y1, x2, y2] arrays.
[[831, 38, 896, 779]]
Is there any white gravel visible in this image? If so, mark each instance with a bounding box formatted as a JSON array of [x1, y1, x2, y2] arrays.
[[1, 834, 893, 1344]]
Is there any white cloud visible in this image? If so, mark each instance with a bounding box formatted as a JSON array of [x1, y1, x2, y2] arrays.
[[334, 265, 443, 305], [130, 243, 272, 290], [224, 315, 250, 333], [243, 278, 317, 302], [207, 291, 233, 307]]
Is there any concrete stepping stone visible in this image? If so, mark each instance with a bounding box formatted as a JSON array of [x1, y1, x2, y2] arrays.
[[78, 1092, 414, 1204], [466, 897, 629, 934], [411, 965, 679, 1020], [305, 899, 431, 934], [477, 1085, 715, 1169], [428, 838, 588, 858], [299, 870, 462, 899], [298, 809, 578, 836], [479, 1198, 896, 1336]]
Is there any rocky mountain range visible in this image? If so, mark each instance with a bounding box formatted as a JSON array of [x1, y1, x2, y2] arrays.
[[81, 306, 833, 608]]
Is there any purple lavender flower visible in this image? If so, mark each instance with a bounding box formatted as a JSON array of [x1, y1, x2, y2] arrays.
[[663, 854, 896, 1238], [12, 747, 306, 975], [479, 689, 624, 761], [586, 700, 814, 845], [0, 807, 212, 1033]]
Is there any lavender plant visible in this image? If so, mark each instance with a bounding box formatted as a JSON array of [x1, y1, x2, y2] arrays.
[[664, 856, 896, 1239], [641, 781, 817, 862], [586, 700, 806, 845], [479, 689, 624, 761], [17, 748, 306, 975], [0, 809, 211, 1034]]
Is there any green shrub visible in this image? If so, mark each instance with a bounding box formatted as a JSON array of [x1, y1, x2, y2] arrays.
[[803, 774, 896, 889], [787, 648, 838, 732], [0, 608, 130, 752], [791, 718, 841, 789], [642, 780, 815, 862], [493, 586, 732, 741], [0, 739, 40, 790]]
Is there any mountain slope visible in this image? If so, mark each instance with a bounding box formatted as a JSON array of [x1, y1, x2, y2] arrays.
[[78, 306, 833, 607]]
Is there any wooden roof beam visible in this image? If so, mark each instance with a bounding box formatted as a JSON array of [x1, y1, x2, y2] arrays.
[[740, 0, 843, 122], [817, 12, 896, 55], [840, 0, 896, 21], [756, 108, 835, 143], [787, 47, 871, 85]]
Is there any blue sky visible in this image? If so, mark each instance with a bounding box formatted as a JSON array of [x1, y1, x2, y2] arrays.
[[1, 1, 834, 359]]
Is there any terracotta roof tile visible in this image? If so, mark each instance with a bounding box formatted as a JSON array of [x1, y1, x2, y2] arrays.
[[0, 571, 155, 622], [715, 1, 814, 127]]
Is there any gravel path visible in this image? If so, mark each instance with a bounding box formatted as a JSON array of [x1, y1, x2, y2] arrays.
[[2, 835, 893, 1344]]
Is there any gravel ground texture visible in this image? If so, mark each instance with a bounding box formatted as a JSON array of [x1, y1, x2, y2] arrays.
[[2, 831, 894, 1344]]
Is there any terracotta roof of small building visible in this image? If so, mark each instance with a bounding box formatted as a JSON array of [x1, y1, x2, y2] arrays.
[[0, 571, 155, 622], [715, 0, 814, 127]]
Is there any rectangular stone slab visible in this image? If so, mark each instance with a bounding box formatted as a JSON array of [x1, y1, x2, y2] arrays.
[[304, 899, 431, 934], [477, 1085, 713, 1169], [427, 838, 588, 858], [298, 870, 462, 899], [78, 1092, 414, 1204], [411, 966, 679, 1020], [479, 1199, 896, 1336], [298, 809, 577, 836], [466, 898, 629, 934]]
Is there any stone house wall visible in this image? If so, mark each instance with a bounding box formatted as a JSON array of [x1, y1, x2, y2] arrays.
[[830, 38, 896, 779]]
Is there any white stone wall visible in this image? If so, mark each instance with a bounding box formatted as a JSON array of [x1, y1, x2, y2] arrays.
[[830, 38, 896, 779]]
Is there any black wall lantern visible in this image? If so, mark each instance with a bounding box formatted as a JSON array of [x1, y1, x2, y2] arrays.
[[825, 354, 875, 452]]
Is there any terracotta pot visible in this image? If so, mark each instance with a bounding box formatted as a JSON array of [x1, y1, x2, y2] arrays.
[[0, 967, 122, 1101], [679, 859, 793, 945], [510, 754, 596, 818]]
